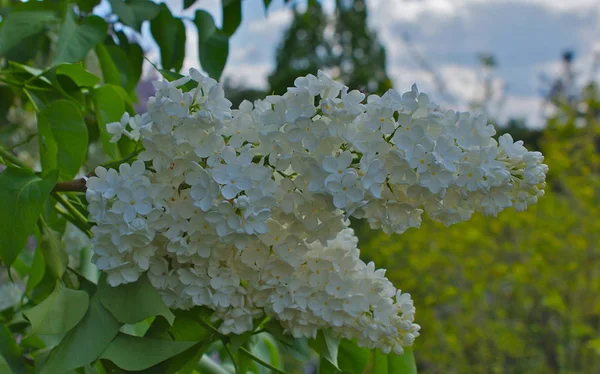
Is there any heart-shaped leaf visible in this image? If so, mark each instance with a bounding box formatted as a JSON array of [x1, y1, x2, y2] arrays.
[[24, 282, 89, 336]]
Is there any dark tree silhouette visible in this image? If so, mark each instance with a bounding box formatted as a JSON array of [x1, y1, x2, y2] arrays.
[[267, 1, 334, 95], [333, 0, 392, 95], [268, 0, 391, 95]]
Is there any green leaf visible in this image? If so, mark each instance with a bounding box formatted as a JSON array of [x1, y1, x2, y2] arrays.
[[0, 10, 56, 56], [222, 0, 241, 36], [39, 225, 68, 279], [193, 10, 229, 79], [108, 0, 160, 31], [150, 4, 186, 71], [5, 63, 63, 109], [337, 339, 370, 374], [163, 342, 211, 374], [56, 63, 100, 87], [108, 0, 134, 28], [124, 42, 144, 88], [309, 330, 340, 370], [43, 67, 86, 105], [183, 0, 197, 10], [6, 61, 47, 80], [32, 347, 53, 372], [230, 332, 253, 354], [126, 0, 160, 28], [263, 0, 272, 10], [41, 196, 67, 234], [157, 69, 198, 92], [168, 309, 212, 341], [98, 274, 175, 325], [3, 30, 49, 64], [105, 44, 136, 92], [23, 281, 89, 336], [372, 348, 417, 374], [239, 345, 255, 374], [197, 30, 229, 80], [252, 333, 283, 374], [100, 334, 197, 371], [389, 348, 417, 374], [0, 355, 13, 374], [53, 10, 107, 65], [37, 99, 88, 180], [111, 84, 136, 114], [144, 315, 172, 340], [95, 43, 120, 85], [142, 309, 215, 373], [40, 295, 121, 374], [20, 335, 46, 351], [113, 31, 144, 87], [10, 0, 60, 12], [28, 268, 58, 305], [264, 319, 295, 347], [318, 357, 339, 374], [91, 85, 125, 159], [77, 0, 102, 13], [120, 318, 154, 337], [0, 324, 28, 374], [70, 270, 98, 296], [25, 241, 45, 293], [0, 86, 14, 122], [194, 10, 217, 43], [0, 168, 57, 270]]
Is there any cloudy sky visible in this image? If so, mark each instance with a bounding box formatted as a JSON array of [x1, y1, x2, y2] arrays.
[[135, 0, 600, 127]]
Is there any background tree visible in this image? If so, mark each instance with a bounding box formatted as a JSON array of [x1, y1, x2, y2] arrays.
[[269, 0, 391, 95], [267, 0, 334, 95], [333, 0, 392, 95]]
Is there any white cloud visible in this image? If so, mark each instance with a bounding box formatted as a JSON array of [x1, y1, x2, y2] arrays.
[[247, 7, 292, 33], [500, 95, 545, 128], [181, 22, 200, 73], [439, 65, 504, 104], [370, 0, 600, 19], [222, 63, 271, 88]]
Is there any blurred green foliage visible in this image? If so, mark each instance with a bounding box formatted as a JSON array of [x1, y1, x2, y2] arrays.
[[356, 82, 600, 373]]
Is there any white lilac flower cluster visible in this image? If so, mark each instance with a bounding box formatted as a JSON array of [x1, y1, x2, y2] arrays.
[[86, 69, 547, 354]]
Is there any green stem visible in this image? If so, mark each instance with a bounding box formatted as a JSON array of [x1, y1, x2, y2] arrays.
[[7, 133, 37, 151], [223, 343, 239, 374], [90, 146, 142, 176], [23, 89, 41, 112], [385, 127, 399, 143], [194, 316, 227, 339], [0, 146, 29, 169], [53, 206, 92, 239], [52, 192, 92, 237], [239, 347, 287, 374], [192, 313, 287, 373]]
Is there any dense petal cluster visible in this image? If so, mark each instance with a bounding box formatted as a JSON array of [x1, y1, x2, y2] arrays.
[[86, 69, 547, 353]]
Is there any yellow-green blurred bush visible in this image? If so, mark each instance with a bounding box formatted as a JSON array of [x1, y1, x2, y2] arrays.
[[356, 84, 600, 373]]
